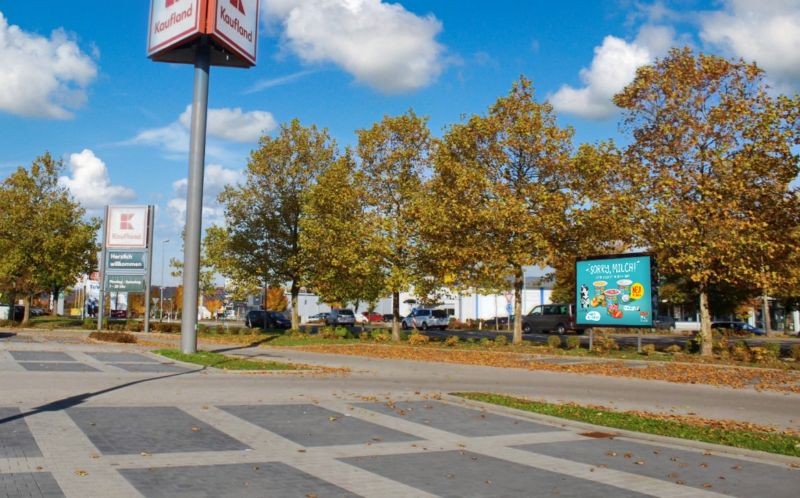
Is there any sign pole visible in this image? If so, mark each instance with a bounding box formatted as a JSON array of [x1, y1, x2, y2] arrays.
[[144, 206, 155, 333], [181, 37, 211, 354], [98, 206, 108, 331]]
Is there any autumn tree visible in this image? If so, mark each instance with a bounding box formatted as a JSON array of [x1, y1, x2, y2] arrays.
[[614, 48, 800, 354], [357, 111, 431, 341], [218, 119, 337, 329], [422, 78, 574, 344], [0, 153, 98, 324], [301, 151, 385, 308]]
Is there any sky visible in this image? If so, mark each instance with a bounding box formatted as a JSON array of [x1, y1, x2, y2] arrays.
[[0, 0, 798, 286]]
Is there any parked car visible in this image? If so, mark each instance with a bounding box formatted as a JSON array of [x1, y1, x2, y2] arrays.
[[308, 312, 329, 323], [653, 315, 676, 331], [353, 312, 368, 324], [362, 311, 383, 323], [711, 321, 766, 336], [521, 303, 582, 334], [246, 310, 291, 329], [382, 314, 394, 322], [326, 308, 356, 326], [29, 307, 46, 317], [401, 308, 449, 330], [483, 316, 514, 328]]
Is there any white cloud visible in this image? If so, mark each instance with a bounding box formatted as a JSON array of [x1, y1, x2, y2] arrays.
[[0, 12, 97, 119], [167, 164, 243, 228], [262, 0, 446, 93], [550, 35, 653, 120], [59, 149, 136, 210], [701, 0, 800, 87]]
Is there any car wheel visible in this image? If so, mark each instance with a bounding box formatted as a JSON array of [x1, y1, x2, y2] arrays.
[[556, 323, 566, 335], [522, 323, 531, 334], [421, 322, 428, 330], [401, 321, 409, 330]]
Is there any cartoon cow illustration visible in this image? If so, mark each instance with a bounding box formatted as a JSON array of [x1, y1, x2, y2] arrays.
[[580, 284, 590, 309]]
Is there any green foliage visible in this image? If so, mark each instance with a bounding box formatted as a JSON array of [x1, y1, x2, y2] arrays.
[[547, 335, 562, 349], [155, 349, 301, 371], [408, 331, 430, 345], [493, 335, 508, 346], [790, 344, 800, 361], [370, 329, 391, 342], [566, 336, 581, 350], [443, 335, 459, 347]]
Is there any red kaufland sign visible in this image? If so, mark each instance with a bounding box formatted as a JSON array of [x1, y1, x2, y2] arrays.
[[148, 0, 259, 67]]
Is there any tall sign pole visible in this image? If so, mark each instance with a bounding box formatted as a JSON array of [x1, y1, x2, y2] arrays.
[[148, 0, 259, 354], [97, 206, 108, 331], [144, 205, 156, 333]]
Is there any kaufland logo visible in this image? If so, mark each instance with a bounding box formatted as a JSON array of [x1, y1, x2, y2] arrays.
[[220, 1, 254, 42], [230, 0, 246, 15], [119, 214, 135, 230], [155, 0, 193, 34]]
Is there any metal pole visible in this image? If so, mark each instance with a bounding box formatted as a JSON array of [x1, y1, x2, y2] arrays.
[[98, 206, 108, 331], [181, 38, 210, 354], [160, 239, 169, 321], [144, 206, 155, 333]]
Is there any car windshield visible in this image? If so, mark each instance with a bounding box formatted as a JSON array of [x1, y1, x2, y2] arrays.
[[338, 309, 354, 316]]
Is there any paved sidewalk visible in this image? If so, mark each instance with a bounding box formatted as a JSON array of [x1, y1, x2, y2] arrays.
[[1, 334, 799, 497]]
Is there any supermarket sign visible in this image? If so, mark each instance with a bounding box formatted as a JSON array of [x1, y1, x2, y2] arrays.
[[575, 253, 656, 328], [148, 0, 259, 67]]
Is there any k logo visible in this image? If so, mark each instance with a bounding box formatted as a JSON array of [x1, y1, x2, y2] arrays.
[[230, 0, 246, 15], [165, 0, 176, 6], [120, 214, 134, 231]]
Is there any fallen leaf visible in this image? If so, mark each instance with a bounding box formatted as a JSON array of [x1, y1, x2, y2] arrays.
[[74, 470, 88, 477]]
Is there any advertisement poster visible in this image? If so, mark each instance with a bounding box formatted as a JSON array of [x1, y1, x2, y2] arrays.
[[575, 253, 655, 328]]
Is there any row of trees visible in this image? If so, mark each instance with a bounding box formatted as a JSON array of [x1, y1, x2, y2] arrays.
[[0, 154, 99, 324], [205, 48, 799, 356]]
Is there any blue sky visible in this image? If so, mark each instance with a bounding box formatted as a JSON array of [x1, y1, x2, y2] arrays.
[[0, 0, 798, 285]]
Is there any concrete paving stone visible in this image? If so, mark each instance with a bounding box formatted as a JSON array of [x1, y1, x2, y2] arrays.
[[107, 363, 190, 373], [9, 352, 74, 362], [219, 404, 420, 447], [17, 362, 98, 372], [0, 334, 35, 343], [355, 400, 562, 437], [84, 353, 157, 363], [119, 462, 359, 498], [514, 438, 800, 498], [0, 408, 41, 459], [66, 406, 250, 455], [340, 450, 651, 498], [0, 472, 64, 498]]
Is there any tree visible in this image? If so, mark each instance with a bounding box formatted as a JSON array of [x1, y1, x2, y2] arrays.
[[301, 151, 385, 309], [422, 78, 574, 344], [357, 110, 431, 341], [0, 153, 98, 324], [218, 119, 337, 329], [614, 48, 800, 354]]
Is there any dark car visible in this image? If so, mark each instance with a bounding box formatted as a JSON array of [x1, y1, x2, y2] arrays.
[[521, 303, 582, 334], [382, 314, 394, 322], [711, 321, 766, 336], [246, 310, 291, 329], [653, 315, 676, 331], [483, 316, 514, 328]]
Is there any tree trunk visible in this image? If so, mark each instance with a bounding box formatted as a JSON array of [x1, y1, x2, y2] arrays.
[[513, 268, 523, 345], [761, 293, 772, 335], [21, 295, 30, 326], [51, 286, 60, 316], [290, 280, 300, 330], [698, 287, 713, 356], [391, 291, 400, 341]]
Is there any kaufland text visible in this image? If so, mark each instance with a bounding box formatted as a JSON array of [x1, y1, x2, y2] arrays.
[[220, 7, 253, 42], [154, 3, 193, 34]]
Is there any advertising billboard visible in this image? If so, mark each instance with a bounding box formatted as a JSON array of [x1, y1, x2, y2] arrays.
[[147, 0, 203, 58], [106, 206, 151, 249], [208, 0, 259, 66], [575, 253, 655, 328]]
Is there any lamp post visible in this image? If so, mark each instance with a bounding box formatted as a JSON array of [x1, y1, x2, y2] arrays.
[[160, 239, 170, 321]]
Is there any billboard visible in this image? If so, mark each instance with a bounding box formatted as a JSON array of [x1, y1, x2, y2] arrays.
[[575, 253, 655, 328], [147, 0, 203, 58], [106, 206, 151, 249], [208, 0, 259, 66]]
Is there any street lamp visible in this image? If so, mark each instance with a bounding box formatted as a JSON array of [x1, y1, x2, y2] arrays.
[[160, 239, 170, 321]]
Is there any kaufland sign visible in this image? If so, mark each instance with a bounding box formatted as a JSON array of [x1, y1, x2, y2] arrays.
[[148, 0, 258, 67], [106, 206, 150, 249]]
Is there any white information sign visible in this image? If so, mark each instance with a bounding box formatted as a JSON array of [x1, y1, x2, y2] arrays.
[[106, 206, 150, 249], [148, 0, 202, 57], [210, 0, 259, 65]]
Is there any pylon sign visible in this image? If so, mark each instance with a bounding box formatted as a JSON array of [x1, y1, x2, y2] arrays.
[[148, 0, 259, 68]]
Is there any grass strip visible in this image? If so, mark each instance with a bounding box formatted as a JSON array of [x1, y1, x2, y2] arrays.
[[453, 392, 800, 457], [155, 349, 301, 371]]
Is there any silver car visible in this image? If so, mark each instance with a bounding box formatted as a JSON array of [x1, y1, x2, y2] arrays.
[[401, 308, 449, 330], [325, 309, 355, 326]]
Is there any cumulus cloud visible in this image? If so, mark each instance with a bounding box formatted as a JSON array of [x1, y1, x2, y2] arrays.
[[262, 0, 446, 93], [700, 0, 800, 88], [167, 164, 243, 227], [0, 12, 97, 119], [59, 149, 136, 210]]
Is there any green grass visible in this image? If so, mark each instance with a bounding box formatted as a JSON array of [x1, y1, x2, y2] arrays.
[[154, 349, 302, 371], [454, 392, 800, 457], [265, 334, 362, 347]]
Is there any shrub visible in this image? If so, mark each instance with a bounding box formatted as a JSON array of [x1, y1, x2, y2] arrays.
[[494, 335, 508, 346], [591, 333, 618, 353], [371, 329, 391, 342], [762, 342, 781, 359], [399, 331, 410, 341], [408, 332, 430, 345], [641, 343, 656, 355], [547, 335, 562, 349], [731, 343, 751, 362], [443, 335, 459, 347], [665, 344, 683, 354], [125, 320, 143, 332], [359, 331, 370, 341], [479, 337, 491, 347], [214, 325, 225, 335], [82, 318, 95, 330], [319, 326, 337, 339], [791, 344, 800, 361], [88, 331, 137, 344], [566, 336, 581, 350]]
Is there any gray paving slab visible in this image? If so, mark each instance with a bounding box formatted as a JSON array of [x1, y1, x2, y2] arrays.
[[0, 334, 35, 343], [219, 404, 420, 447], [340, 450, 651, 498], [355, 400, 562, 437], [515, 438, 800, 498], [119, 462, 359, 498], [9, 351, 74, 362], [0, 472, 64, 498], [0, 408, 41, 459], [107, 363, 190, 373], [66, 406, 250, 455], [17, 362, 99, 372], [85, 352, 157, 363]]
